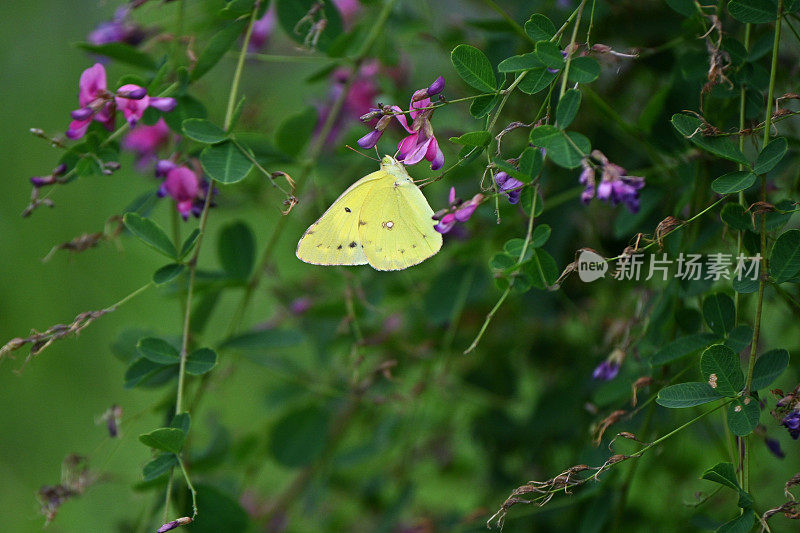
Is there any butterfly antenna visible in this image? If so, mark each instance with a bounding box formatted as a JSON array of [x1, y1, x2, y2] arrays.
[[345, 145, 379, 161]]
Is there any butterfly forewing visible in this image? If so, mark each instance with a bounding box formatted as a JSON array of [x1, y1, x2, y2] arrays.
[[296, 171, 385, 265], [359, 177, 443, 271]]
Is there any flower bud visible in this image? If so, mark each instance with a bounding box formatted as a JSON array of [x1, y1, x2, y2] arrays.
[[149, 97, 178, 112], [427, 76, 445, 96], [118, 87, 147, 100], [70, 108, 94, 121], [356, 129, 383, 149]]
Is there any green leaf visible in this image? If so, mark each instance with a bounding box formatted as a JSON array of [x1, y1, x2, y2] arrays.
[[449, 131, 492, 147], [567, 56, 601, 83], [727, 397, 760, 436], [77, 42, 157, 70], [751, 348, 790, 390], [531, 225, 551, 248], [124, 358, 174, 389], [170, 412, 191, 435], [666, 0, 697, 16], [724, 325, 753, 352], [220, 329, 304, 350], [191, 20, 248, 81], [754, 137, 788, 174], [139, 427, 186, 454], [200, 141, 253, 184], [518, 147, 543, 182], [275, 106, 318, 158], [185, 348, 218, 376], [123, 213, 178, 259], [493, 158, 528, 182], [526, 248, 559, 289], [450, 44, 497, 92], [503, 239, 533, 262], [556, 89, 581, 129], [703, 293, 736, 336], [721, 203, 754, 232], [524, 14, 556, 41], [651, 333, 719, 365], [733, 258, 760, 293], [711, 171, 756, 194], [153, 263, 185, 285], [179, 229, 201, 259], [700, 344, 744, 397], [469, 94, 499, 118], [137, 337, 180, 365], [771, 229, 800, 283], [716, 511, 754, 533], [142, 453, 177, 481], [728, 0, 778, 23], [656, 382, 723, 408], [498, 53, 543, 73], [670, 114, 749, 166], [517, 67, 558, 94], [530, 126, 590, 168], [268, 404, 330, 467], [275, 0, 343, 52], [182, 119, 228, 144], [702, 462, 739, 490], [535, 41, 564, 69], [218, 221, 256, 280]]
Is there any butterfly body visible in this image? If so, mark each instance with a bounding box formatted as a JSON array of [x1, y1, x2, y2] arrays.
[[296, 156, 442, 271]]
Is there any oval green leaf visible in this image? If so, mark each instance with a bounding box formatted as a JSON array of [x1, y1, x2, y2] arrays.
[[751, 348, 790, 390], [139, 427, 186, 454], [123, 213, 178, 259], [451, 44, 497, 92], [700, 344, 744, 397], [182, 118, 228, 144], [556, 89, 581, 129], [200, 141, 253, 184], [711, 171, 756, 194], [771, 229, 800, 283], [656, 382, 723, 408], [137, 337, 180, 365]]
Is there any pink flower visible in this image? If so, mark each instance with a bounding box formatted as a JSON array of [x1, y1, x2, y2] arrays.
[[159, 166, 200, 219], [122, 118, 171, 168], [394, 77, 445, 170], [115, 84, 150, 127], [66, 63, 115, 139], [433, 187, 483, 233]]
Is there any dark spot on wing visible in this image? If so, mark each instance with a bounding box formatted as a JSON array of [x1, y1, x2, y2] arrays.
[[358, 220, 366, 226], [337, 245, 343, 250], [344, 207, 351, 213], [316, 244, 322, 248], [349, 241, 357, 248], [412, 244, 417, 248], [306, 230, 314, 235], [400, 249, 405, 254]]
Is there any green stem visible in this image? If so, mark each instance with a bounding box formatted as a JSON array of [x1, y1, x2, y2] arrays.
[[743, 1, 783, 495], [464, 184, 539, 354], [559, 0, 585, 98], [734, 23, 752, 327], [177, 456, 198, 518], [224, 3, 260, 131]]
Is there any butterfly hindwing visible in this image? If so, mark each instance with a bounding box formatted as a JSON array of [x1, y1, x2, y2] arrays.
[[359, 173, 443, 271], [296, 170, 385, 265]]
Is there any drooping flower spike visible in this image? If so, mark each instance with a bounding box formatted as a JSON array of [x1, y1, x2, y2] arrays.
[[356, 77, 445, 170], [578, 150, 645, 213], [156, 164, 216, 220], [494, 171, 524, 205]]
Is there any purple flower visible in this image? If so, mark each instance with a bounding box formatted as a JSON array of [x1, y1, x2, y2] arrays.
[[494, 171, 524, 204], [765, 437, 785, 458], [66, 63, 115, 139], [781, 410, 800, 439], [87, 7, 145, 47], [249, 4, 276, 51], [157, 517, 192, 533], [578, 154, 645, 213], [433, 187, 483, 234], [392, 78, 446, 170], [592, 360, 620, 381]]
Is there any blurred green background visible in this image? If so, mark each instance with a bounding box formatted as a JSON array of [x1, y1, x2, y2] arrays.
[[2, 1, 800, 532]]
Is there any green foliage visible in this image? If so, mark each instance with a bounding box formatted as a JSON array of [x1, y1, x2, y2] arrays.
[[751, 348, 790, 390], [555, 89, 581, 129], [657, 382, 723, 408], [529, 126, 590, 168], [770, 229, 800, 282], [268, 404, 330, 467], [191, 20, 248, 81], [139, 427, 186, 454], [710, 171, 756, 194], [182, 118, 229, 144], [217, 221, 256, 280], [200, 141, 254, 184], [123, 213, 178, 259], [450, 44, 497, 92], [700, 344, 744, 397]]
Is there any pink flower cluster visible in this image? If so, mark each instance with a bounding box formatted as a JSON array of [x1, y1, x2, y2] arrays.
[[432, 187, 483, 234], [66, 63, 176, 140]]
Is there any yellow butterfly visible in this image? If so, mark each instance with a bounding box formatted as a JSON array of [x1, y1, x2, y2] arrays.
[[296, 155, 443, 271]]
